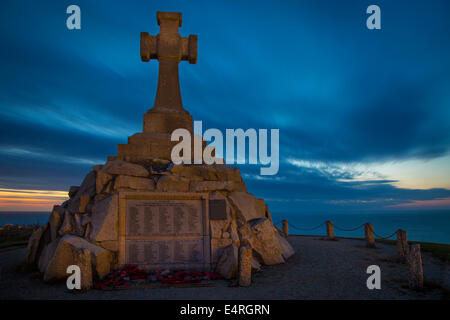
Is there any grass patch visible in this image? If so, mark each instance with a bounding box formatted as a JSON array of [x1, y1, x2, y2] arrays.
[[377, 239, 450, 263], [0, 240, 29, 249], [0, 225, 37, 249]]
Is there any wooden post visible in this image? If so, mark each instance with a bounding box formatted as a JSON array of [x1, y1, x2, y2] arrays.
[[282, 220, 289, 237], [407, 244, 424, 289], [396, 229, 408, 258], [364, 223, 375, 248], [326, 221, 334, 240], [238, 246, 253, 287]]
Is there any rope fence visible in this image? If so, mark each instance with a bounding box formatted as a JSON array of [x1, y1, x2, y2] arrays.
[[274, 220, 400, 240], [274, 219, 424, 289], [333, 223, 365, 232], [289, 222, 325, 232], [372, 230, 397, 240]]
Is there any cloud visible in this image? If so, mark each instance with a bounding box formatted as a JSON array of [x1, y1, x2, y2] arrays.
[[240, 159, 450, 213], [0, 146, 103, 166], [1, 0, 450, 213]]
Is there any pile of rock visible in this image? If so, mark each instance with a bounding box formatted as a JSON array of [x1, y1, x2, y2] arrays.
[[27, 158, 294, 288]]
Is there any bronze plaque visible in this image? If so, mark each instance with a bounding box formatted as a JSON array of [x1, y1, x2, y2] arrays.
[[209, 199, 227, 220]]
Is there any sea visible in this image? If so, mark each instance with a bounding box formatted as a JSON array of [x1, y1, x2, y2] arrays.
[[271, 210, 450, 244], [1, 210, 449, 244]]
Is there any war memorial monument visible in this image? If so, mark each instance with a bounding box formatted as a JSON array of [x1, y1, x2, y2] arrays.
[[26, 11, 294, 289]]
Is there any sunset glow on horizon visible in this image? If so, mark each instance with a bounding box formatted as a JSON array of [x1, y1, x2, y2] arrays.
[[1, 183, 450, 212], [0, 188, 68, 212], [387, 197, 450, 209]]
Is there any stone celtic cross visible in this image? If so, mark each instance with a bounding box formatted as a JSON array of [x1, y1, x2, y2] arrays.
[[141, 11, 197, 112]]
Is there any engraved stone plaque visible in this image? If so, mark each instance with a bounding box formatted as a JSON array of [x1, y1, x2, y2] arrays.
[[126, 239, 204, 265], [121, 195, 210, 270], [126, 200, 204, 236]]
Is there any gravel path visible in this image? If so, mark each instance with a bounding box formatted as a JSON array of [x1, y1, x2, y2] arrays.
[[0, 236, 448, 300]]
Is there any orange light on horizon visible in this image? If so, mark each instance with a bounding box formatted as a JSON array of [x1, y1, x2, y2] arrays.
[[386, 197, 450, 209], [0, 188, 68, 212]]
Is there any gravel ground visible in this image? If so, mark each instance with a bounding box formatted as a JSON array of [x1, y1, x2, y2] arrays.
[[0, 236, 448, 300]]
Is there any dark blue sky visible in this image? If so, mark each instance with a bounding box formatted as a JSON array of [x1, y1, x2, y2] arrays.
[[1, 0, 450, 212]]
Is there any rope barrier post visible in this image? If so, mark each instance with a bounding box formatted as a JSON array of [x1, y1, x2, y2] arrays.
[[326, 221, 335, 240], [407, 244, 423, 289], [282, 220, 289, 237], [396, 229, 408, 258], [364, 223, 375, 248]]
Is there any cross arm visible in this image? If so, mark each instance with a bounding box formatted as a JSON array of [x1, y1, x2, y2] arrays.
[[181, 35, 197, 64], [141, 32, 157, 62]]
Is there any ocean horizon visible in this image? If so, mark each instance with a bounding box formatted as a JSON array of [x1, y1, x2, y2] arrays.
[[271, 210, 450, 245], [1, 210, 449, 244]]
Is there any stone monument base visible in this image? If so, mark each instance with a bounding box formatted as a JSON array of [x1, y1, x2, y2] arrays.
[[26, 159, 295, 287], [143, 109, 193, 134], [118, 133, 176, 162], [117, 108, 211, 162], [117, 133, 210, 162]]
